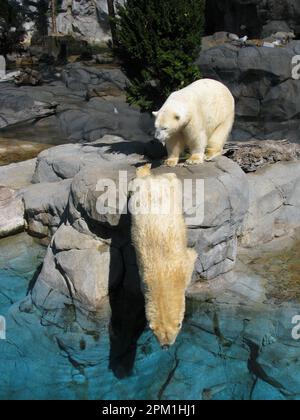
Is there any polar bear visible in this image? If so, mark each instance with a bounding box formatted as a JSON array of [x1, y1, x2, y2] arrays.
[[130, 165, 197, 348], [153, 79, 235, 166]]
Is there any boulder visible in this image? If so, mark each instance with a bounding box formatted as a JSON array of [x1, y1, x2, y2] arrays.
[[56, 0, 124, 44], [32, 135, 147, 183], [32, 224, 124, 310], [61, 63, 128, 92], [21, 179, 72, 240], [32, 155, 249, 309], [0, 159, 36, 189], [197, 41, 300, 141], [205, 0, 300, 39], [0, 84, 57, 129], [0, 65, 152, 146], [241, 161, 300, 246], [0, 187, 25, 238]]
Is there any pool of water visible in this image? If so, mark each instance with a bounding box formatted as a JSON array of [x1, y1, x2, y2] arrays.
[[0, 233, 300, 400]]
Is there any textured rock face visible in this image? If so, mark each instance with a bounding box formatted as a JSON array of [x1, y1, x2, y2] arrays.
[[32, 135, 146, 183], [205, 0, 300, 39], [0, 187, 25, 238], [56, 0, 124, 44], [0, 66, 152, 146], [31, 139, 250, 309], [0, 159, 36, 189], [22, 179, 72, 240], [0, 85, 57, 130], [241, 161, 300, 246], [197, 41, 300, 141]]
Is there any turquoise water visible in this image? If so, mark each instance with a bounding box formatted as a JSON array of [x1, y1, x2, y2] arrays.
[[0, 234, 300, 400]]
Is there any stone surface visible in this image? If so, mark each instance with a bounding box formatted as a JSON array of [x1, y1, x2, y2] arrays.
[[241, 161, 300, 247], [56, 0, 124, 44], [0, 159, 36, 189], [61, 62, 128, 92], [197, 41, 300, 141], [32, 135, 146, 183], [0, 187, 25, 238], [0, 66, 152, 146], [0, 84, 57, 129], [0, 55, 5, 79], [205, 0, 300, 39], [21, 179, 72, 240], [32, 224, 123, 309], [32, 151, 249, 310]]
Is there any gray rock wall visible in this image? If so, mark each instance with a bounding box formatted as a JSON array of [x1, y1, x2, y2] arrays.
[[197, 41, 300, 141], [56, 0, 124, 44], [205, 0, 300, 39]]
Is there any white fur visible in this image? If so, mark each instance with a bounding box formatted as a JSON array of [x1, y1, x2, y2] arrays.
[[153, 79, 235, 166]]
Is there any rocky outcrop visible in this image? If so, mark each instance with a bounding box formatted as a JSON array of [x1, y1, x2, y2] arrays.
[[197, 41, 300, 141], [205, 0, 300, 39], [22, 179, 72, 240], [241, 161, 300, 246], [2, 136, 300, 312], [0, 159, 37, 189], [61, 63, 128, 93], [0, 84, 57, 129], [30, 135, 250, 310], [32, 135, 146, 183], [0, 66, 152, 145], [56, 0, 124, 44], [0, 187, 25, 238]]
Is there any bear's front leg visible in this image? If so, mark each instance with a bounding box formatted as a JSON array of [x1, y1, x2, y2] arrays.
[[164, 136, 183, 167], [185, 131, 207, 166]]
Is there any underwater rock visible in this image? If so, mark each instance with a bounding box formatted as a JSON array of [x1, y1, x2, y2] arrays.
[[0, 137, 50, 166]]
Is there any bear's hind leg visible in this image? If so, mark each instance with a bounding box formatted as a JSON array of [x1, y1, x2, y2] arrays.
[[205, 114, 234, 161]]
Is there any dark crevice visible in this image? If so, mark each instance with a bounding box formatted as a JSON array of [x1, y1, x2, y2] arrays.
[[204, 0, 263, 38], [158, 350, 180, 400]]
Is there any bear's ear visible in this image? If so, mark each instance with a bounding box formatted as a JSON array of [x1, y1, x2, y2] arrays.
[[152, 111, 158, 117]]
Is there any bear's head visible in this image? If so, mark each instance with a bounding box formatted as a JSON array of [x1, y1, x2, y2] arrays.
[[153, 102, 190, 145], [145, 249, 197, 348]]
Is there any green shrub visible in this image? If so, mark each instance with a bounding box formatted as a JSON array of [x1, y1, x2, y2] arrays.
[[114, 0, 205, 112], [0, 0, 26, 56]]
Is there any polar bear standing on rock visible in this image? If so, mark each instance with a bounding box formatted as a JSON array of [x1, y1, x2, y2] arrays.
[[130, 164, 197, 348], [153, 79, 235, 166]]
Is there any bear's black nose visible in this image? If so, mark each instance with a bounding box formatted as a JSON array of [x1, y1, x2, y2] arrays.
[[162, 345, 170, 351]]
